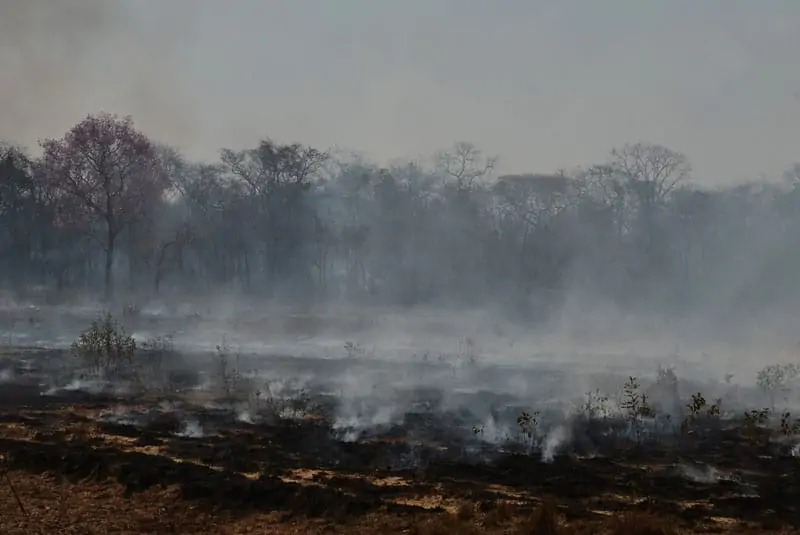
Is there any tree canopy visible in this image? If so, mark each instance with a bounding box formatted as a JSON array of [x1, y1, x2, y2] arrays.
[[1, 114, 798, 325]]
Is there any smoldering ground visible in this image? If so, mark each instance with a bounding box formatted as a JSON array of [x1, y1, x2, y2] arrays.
[[3, 300, 800, 457], [1, 291, 800, 530]]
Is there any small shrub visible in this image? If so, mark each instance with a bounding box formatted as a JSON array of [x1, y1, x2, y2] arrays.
[[681, 392, 713, 435], [744, 408, 771, 440], [621, 377, 654, 441], [71, 313, 136, 375], [779, 411, 800, 436], [744, 408, 771, 427], [621, 377, 651, 417], [517, 410, 540, 450], [706, 398, 721, 418], [686, 392, 706, 417]]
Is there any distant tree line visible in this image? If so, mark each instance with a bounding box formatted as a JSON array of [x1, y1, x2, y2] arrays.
[[2, 112, 800, 320]]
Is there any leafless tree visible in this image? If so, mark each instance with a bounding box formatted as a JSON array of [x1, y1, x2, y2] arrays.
[[609, 142, 690, 207], [436, 142, 497, 190]]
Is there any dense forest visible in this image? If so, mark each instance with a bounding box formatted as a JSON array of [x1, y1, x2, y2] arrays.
[[2, 112, 800, 322]]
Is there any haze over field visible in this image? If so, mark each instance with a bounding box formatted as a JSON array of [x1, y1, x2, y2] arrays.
[[1, 1, 800, 375]]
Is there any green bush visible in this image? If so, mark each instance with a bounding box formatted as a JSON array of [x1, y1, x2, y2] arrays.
[[71, 313, 136, 375]]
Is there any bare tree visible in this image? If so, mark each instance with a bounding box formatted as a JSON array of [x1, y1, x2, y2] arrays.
[[436, 142, 497, 190], [494, 174, 574, 230], [609, 142, 690, 207]]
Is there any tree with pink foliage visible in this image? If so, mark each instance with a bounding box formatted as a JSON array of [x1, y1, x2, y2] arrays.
[[39, 113, 170, 300]]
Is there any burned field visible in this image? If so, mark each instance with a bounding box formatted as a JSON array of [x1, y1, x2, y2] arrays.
[[0, 310, 799, 533]]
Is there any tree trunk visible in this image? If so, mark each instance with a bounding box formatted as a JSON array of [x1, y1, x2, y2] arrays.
[[105, 227, 116, 302], [243, 248, 251, 290], [128, 225, 136, 293], [154, 243, 168, 295]]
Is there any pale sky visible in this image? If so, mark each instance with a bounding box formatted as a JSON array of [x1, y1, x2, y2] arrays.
[[2, 1, 800, 184]]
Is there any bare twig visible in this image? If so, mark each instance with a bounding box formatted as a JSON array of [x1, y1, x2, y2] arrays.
[[2, 466, 28, 518]]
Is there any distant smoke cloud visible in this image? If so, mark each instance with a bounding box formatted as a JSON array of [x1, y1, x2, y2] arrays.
[[0, 0, 196, 151]]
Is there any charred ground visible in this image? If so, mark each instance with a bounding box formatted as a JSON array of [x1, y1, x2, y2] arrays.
[[0, 309, 798, 534]]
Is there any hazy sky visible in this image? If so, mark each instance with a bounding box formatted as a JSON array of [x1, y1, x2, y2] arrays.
[[2, 1, 799, 185]]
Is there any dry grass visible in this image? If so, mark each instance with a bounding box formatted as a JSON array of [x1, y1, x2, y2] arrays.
[[1, 472, 797, 535], [409, 515, 483, 535], [513, 499, 562, 534], [0, 471, 223, 535], [405, 504, 800, 535], [483, 499, 517, 526], [603, 512, 680, 535]]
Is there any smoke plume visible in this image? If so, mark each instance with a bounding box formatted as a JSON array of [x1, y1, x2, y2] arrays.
[[0, 0, 195, 151]]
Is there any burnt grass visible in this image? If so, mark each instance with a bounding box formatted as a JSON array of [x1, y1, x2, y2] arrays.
[[0, 348, 798, 532]]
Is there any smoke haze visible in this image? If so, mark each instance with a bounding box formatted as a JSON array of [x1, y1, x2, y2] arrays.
[[1, 1, 800, 431], [2, 1, 799, 182], [0, 0, 196, 152]]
